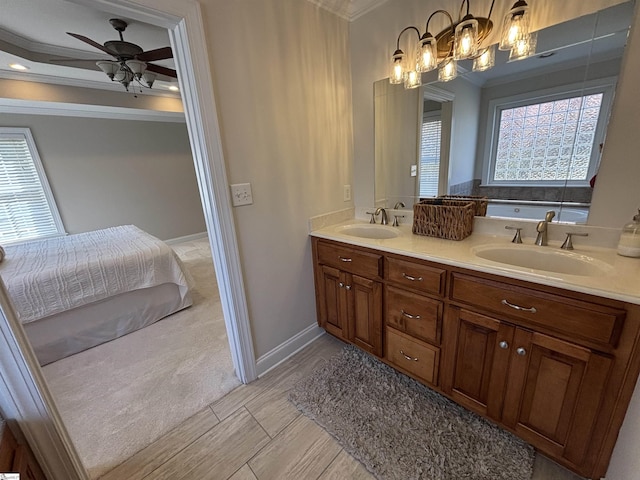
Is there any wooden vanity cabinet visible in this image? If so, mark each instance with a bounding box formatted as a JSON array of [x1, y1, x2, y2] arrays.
[[311, 236, 640, 479], [313, 239, 383, 356], [442, 306, 612, 472]]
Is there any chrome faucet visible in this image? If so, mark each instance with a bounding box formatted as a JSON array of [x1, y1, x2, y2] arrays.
[[393, 201, 406, 209], [375, 207, 389, 225], [535, 210, 556, 246]]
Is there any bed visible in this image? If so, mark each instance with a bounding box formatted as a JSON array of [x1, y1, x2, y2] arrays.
[[0, 225, 193, 366]]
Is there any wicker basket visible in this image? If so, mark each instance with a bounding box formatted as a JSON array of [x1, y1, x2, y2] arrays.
[[438, 195, 488, 216], [412, 199, 475, 240]]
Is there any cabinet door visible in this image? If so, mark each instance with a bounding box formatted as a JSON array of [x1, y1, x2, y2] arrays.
[[348, 274, 383, 357], [502, 329, 612, 467], [442, 308, 514, 420], [318, 265, 347, 339]]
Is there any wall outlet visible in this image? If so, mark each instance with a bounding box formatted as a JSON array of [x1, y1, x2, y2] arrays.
[[343, 184, 352, 202], [230, 183, 253, 206]]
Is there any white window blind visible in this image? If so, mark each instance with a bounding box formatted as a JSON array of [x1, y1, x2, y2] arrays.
[[419, 116, 442, 197], [0, 128, 65, 244]]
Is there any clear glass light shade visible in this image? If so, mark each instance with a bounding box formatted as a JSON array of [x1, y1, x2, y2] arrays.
[[96, 60, 119, 80], [416, 36, 438, 73], [438, 57, 457, 82], [473, 45, 495, 72], [125, 59, 147, 78], [500, 3, 530, 50], [389, 51, 405, 84], [404, 70, 421, 89], [453, 18, 479, 60], [509, 32, 537, 61]]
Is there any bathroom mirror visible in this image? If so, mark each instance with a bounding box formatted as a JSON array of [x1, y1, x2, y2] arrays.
[[374, 1, 633, 223]]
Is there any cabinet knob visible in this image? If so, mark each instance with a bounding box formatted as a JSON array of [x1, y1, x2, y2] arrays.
[[338, 282, 344, 288], [516, 347, 527, 356], [499, 341, 509, 349], [345, 285, 352, 290]]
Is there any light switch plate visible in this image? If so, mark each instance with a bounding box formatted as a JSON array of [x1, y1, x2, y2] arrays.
[[343, 184, 352, 202], [230, 183, 253, 206], [410, 164, 417, 177]]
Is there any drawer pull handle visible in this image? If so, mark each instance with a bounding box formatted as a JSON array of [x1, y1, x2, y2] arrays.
[[499, 341, 509, 349], [400, 350, 418, 361], [402, 273, 423, 282], [501, 299, 537, 314], [516, 347, 527, 356], [401, 310, 421, 320], [339, 256, 353, 262]]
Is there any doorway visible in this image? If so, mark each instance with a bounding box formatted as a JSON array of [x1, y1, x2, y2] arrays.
[[0, 1, 254, 479]]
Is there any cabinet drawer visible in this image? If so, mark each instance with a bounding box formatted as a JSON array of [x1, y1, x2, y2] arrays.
[[386, 286, 442, 345], [450, 273, 625, 347], [317, 241, 382, 278], [386, 256, 445, 295], [386, 327, 439, 385]]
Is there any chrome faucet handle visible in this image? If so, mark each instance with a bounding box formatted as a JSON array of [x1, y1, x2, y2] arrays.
[[365, 211, 378, 224], [375, 207, 388, 225], [505, 226, 523, 243], [561, 232, 588, 250], [392, 215, 405, 227]]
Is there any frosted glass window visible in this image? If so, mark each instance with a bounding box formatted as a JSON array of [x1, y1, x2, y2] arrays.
[[419, 117, 442, 197], [493, 93, 603, 182], [0, 128, 65, 244]]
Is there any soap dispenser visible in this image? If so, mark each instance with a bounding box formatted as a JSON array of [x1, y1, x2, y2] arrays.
[[617, 209, 640, 257]]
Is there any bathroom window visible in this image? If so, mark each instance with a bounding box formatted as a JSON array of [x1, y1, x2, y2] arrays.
[[484, 81, 615, 187], [419, 113, 442, 197], [0, 128, 65, 244]]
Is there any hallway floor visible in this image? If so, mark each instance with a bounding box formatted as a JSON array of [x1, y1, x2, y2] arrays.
[[99, 334, 583, 480]]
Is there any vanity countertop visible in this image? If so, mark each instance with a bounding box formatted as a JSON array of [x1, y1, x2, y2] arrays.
[[310, 219, 640, 306]]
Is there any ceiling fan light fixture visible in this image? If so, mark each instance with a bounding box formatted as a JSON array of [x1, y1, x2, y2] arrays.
[[125, 59, 147, 79], [142, 72, 157, 88], [96, 60, 119, 80]]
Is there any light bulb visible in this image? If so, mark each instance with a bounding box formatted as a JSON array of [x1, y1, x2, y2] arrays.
[[389, 51, 405, 84], [473, 45, 495, 72], [438, 58, 457, 82], [404, 70, 421, 89], [454, 18, 479, 61], [416, 35, 437, 73]]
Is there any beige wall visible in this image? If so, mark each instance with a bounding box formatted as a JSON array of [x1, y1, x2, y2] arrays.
[[0, 113, 205, 240], [200, 0, 353, 358]]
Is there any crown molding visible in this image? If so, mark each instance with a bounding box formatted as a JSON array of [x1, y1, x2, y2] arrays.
[[0, 28, 110, 60], [0, 97, 186, 123], [306, 0, 388, 21], [0, 68, 181, 98]]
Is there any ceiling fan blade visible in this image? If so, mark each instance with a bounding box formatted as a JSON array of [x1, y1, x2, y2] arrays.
[[145, 63, 177, 78], [67, 32, 115, 56], [137, 46, 173, 62]]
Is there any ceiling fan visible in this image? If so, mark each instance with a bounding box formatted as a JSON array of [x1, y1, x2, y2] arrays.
[[64, 18, 177, 91]]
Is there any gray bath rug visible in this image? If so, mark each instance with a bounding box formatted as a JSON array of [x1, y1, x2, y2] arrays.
[[288, 345, 534, 480]]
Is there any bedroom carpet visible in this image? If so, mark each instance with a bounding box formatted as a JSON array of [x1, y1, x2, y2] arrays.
[[41, 238, 240, 479], [289, 345, 535, 480]]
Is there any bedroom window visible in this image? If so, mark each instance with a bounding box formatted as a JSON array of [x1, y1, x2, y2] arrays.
[[419, 113, 442, 198], [0, 128, 65, 244], [484, 82, 614, 186]]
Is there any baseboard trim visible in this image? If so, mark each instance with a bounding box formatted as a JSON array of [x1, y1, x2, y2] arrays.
[[256, 323, 325, 377], [164, 231, 208, 245]]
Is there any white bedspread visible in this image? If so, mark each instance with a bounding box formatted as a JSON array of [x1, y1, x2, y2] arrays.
[[0, 225, 192, 324]]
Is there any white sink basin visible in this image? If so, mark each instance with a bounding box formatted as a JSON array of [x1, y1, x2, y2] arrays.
[[472, 244, 613, 277], [336, 224, 401, 240]]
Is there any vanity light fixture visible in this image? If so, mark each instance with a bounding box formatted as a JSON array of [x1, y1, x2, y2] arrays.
[[389, 0, 535, 88], [509, 31, 537, 61], [500, 0, 531, 51]]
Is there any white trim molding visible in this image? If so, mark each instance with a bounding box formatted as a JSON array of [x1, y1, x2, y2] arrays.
[[164, 231, 208, 245], [256, 324, 325, 377], [0, 98, 186, 123]]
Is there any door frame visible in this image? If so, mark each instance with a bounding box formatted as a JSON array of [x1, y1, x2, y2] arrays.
[[0, 1, 256, 478]]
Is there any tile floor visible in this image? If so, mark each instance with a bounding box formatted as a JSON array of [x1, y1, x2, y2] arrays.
[[99, 334, 584, 480]]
